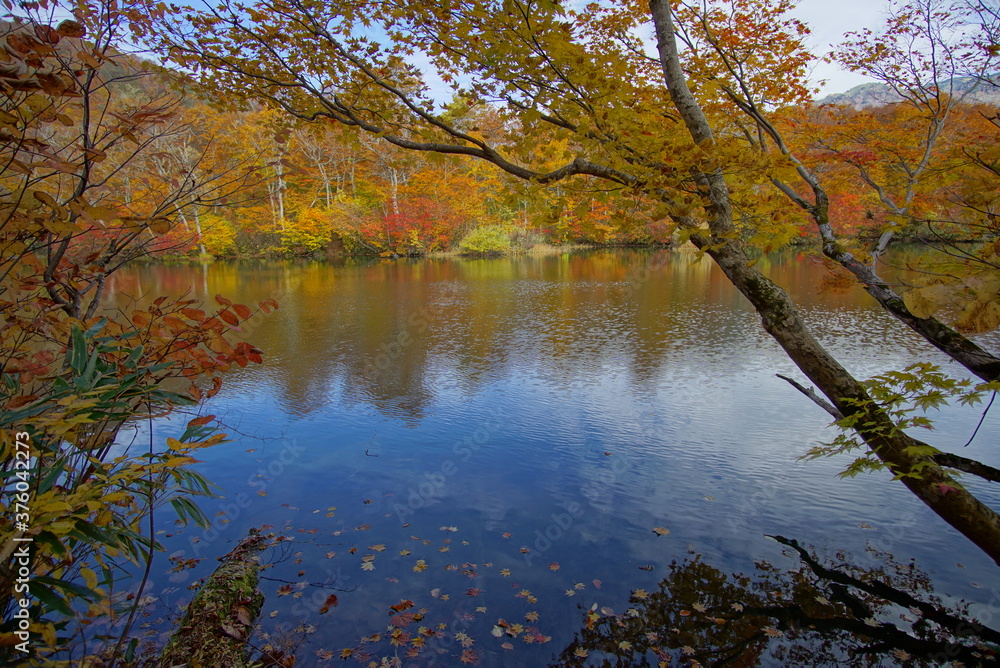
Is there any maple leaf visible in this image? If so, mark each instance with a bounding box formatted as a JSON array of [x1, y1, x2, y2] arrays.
[[277, 584, 294, 596], [692, 602, 707, 613], [763, 626, 784, 637], [548, 562, 560, 570], [340, 648, 353, 659], [502, 532, 512, 538], [369, 544, 386, 552], [564, 589, 575, 596], [465, 588, 481, 597], [324, 551, 336, 559], [390, 600, 414, 612], [525, 611, 539, 622], [633, 588, 649, 600], [399, 549, 411, 556], [618, 640, 632, 651], [413, 560, 428, 572], [319, 594, 338, 614], [361, 561, 375, 571], [476, 606, 487, 613], [455, 632, 474, 648], [500, 568, 511, 577], [652, 527, 671, 536], [574, 647, 589, 658]]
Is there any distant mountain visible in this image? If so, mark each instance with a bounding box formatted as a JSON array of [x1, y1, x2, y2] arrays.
[[818, 76, 1000, 108]]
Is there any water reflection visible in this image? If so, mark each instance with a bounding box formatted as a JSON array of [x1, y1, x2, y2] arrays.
[[99, 250, 1000, 666], [554, 535, 1000, 666], [105, 250, 932, 426]]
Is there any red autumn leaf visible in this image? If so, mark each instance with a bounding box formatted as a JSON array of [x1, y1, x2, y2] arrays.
[[6, 394, 38, 409], [188, 414, 215, 426], [319, 594, 338, 613], [233, 303, 252, 320], [389, 599, 414, 613], [218, 309, 239, 326], [206, 376, 223, 398], [215, 294, 233, 307]]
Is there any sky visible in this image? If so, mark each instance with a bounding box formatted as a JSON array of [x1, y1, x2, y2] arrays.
[[793, 0, 891, 95]]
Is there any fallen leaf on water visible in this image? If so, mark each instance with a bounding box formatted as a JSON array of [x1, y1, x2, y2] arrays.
[[413, 560, 428, 572], [548, 562, 560, 571], [652, 527, 670, 536]]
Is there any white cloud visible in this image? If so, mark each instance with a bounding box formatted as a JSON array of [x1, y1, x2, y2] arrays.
[[792, 0, 890, 95]]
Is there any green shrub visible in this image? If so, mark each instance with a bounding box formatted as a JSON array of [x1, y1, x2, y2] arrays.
[[458, 225, 513, 256]]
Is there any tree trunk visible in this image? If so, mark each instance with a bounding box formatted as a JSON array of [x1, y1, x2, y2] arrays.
[[155, 529, 268, 668], [648, 0, 1000, 565]]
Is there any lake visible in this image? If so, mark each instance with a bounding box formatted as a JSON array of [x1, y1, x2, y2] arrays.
[[100, 249, 1000, 666]]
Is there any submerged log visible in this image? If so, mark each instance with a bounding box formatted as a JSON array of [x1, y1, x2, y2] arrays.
[[155, 529, 269, 668]]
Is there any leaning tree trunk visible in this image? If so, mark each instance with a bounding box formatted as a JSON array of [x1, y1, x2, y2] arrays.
[[648, 0, 1000, 565]]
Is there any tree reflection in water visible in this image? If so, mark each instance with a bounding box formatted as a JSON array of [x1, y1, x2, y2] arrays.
[[554, 536, 998, 667]]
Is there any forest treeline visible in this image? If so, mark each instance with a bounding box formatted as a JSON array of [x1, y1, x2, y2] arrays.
[[56, 45, 1000, 260]]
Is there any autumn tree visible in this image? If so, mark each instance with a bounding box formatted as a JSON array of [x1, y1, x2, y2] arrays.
[[140, 0, 1000, 563], [0, 2, 268, 659]]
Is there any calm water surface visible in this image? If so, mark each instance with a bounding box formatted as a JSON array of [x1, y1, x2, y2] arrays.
[[103, 250, 1000, 665]]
